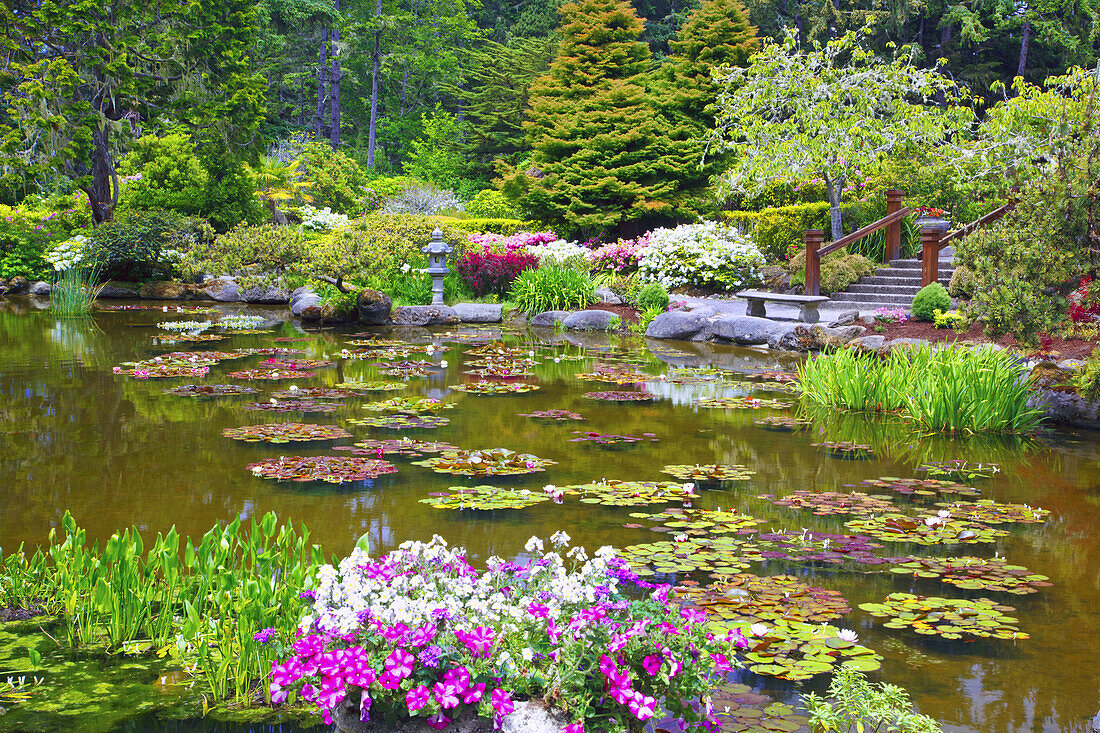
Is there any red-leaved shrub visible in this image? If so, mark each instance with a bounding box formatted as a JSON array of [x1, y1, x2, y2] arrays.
[[456, 248, 539, 297]]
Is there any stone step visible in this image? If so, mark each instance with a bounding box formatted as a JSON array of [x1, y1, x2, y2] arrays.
[[874, 267, 955, 279], [829, 292, 917, 306], [861, 275, 924, 286], [845, 283, 923, 295]]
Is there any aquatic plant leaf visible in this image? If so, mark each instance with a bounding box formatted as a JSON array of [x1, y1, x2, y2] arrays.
[[452, 381, 540, 394], [221, 422, 352, 443], [696, 396, 792, 410], [568, 431, 658, 446], [711, 619, 882, 681], [164, 384, 258, 398], [711, 683, 811, 733], [113, 364, 211, 378], [915, 460, 1001, 481], [757, 491, 895, 517], [260, 358, 334, 370], [889, 556, 1052, 595], [630, 506, 763, 534], [517, 409, 585, 421], [246, 455, 397, 483], [413, 448, 557, 476], [234, 347, 306, 356], [332, 381, 408, 392], [564, 480, 699, 506], [754, 416, 813, 432], [677, 573, 852, 624], [348, 415, 451, 429], [811, 441, 874, 459], [228, 369, 318, 380], [660, 464, 755, 483], [927, 499, 1050, 525], [853, 476, 981, 499], [243, 400, 340, 414], [361, 397, 454, 414], [272, 387, 375, 400], [859, 592, 1029, 640], [333, 438, 460, 458], [843, 514, 1009, 545], [575, 370, 648, 385], [418, 485, 550, 510]]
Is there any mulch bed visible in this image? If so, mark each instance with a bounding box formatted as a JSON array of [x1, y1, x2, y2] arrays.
[[873, 320, 1099, 360], [580, 303, 641, 325]]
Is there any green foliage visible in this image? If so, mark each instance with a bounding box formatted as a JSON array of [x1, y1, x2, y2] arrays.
[[1072, 349, 1100, 401], [636, 281, 670, 311], [630, 305, 666, 334], [933, 309, 970, 332], [948, 265, 976, 300], [117, 133, 207, 215], [466, 190, 520, 219], [88, 210, 213, 282], [180, 223, 308, 287], [509, 265, 597, 314], [516, 0, 704, 236], [404, 105, 468, 188], [450, 218, 533, 236], [912, 283, 952, 322], [799, 345, 1043, 433], [725, 202, 831, 261], [379, 265, 470, 306], [50, 261, 105, 317], [789, 248, 876, 295], [197, 143, 264, 233], [298, 141, 368, 214], [803, 667, 942, 733], [0, 200, 93, 281]]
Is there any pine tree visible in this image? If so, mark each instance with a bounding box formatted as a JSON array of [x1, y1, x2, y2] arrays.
[[517, 0, 701, 236]]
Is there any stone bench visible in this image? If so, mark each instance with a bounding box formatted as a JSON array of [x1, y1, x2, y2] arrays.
[[737, 290, 831, 324]]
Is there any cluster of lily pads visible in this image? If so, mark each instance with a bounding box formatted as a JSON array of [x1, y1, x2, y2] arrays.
[[332, 438, 459, 458], [164, 384, 258, 398], [889, 556, 1052, 595], [626, 507, 762, 535], [452, 381, 539, 394], [659, 464, 755, 483], [243, 400, 339, 414], [858, 593, 1028, 640], [754, 416, 813, 432], [228, 369, 315, 380], [348, 415, 450, 429], [418, 485, 549, 511], [843, 513, 1010, 545], [677, 573, 852, 624], [246, 455, 397, 484], [583, 390, 653, 402], [567, 431, 658, 446], [563, 479, 699, 506], [360, 396, 453, 414], [718, 619, 882, 681], [757, 490, 895, 517], [812, 441, 875, 459], [517, 409, 584, 421], [852, 476, 981, 499], [221, 423, 351, 444], [413, 448, 556, 476], [696, 396, 792, 410]]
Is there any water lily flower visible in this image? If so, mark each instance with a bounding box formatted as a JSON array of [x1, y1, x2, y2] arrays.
[[439, 360, 449, 368], [837, 629, 859, 643], [749, 623, 769, 637]]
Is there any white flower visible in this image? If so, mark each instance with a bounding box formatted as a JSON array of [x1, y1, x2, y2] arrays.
[[289, 385, 299, 392], [837, 629, 859, 643], [550, 530, 571, 547], [749, 623, 769, 637], [524, 536, 544, 553], [439, 360, 449, 368]]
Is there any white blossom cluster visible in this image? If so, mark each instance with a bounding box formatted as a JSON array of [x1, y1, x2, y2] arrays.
[[302, 534, 620, 638], [299, 205, 350, 231], [638, 222, 765, 290], [44, 235, 88, 272], [216, 314, 267, 329], [527, 238, 590, 268], [156, 320, 213, 332]]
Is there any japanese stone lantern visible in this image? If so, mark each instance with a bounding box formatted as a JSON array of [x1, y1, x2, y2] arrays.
[[422, 227, 453, 305]]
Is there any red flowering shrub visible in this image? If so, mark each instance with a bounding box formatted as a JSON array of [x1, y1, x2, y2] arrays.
[[1068, 276, 1099, 322], [455, 247, 539, 297]]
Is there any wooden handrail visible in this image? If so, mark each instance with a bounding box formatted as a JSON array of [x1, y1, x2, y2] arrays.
[[941, 200, 1016, 244], [820, 207, 912, 257]]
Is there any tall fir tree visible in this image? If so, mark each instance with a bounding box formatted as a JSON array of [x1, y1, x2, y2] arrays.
[[517, 0, 700, 236]]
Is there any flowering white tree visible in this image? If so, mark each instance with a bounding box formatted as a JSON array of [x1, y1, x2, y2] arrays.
[[712, 32, 974, 241]]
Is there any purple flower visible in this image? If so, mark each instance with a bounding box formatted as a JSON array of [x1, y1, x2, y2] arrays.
[[418, 644, 443, 668], [253, 627, 277, 644]]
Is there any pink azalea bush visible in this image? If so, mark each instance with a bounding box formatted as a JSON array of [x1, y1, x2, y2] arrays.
[[269, 534, 746, 731], [589, 235, 649, 275]]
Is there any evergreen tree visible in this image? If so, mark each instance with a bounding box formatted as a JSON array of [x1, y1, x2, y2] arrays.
[[517, 0, 700, 236]]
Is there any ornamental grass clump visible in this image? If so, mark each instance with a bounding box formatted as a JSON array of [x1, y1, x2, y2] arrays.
[[799, 345, 1043, 433], [509, 265, 597, 314], [273, 534, 746, 730]]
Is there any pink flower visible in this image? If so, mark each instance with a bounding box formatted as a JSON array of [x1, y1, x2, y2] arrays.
[[458, 626, 495, 658], [711, 653, 733, 673], [384, 648, 415, 679], [491, 688, 515, 717], [269, 683, 288, 704], [406, 685, 431, 713], [628, 691, 658, 721], [426, 712, 451, 730], [562, 723, 584, 733], [317, 676, 347, 709], [642, 655, 661, 676], [434, 681, 461, 709], [443, 666, 471, 693], [462, 682, 486, 704]]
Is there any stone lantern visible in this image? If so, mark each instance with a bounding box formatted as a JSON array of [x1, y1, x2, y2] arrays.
[[422, 227, 453, 305]]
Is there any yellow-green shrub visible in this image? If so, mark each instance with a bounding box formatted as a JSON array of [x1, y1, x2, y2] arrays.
[[788, 247, 876, 295], [179, 224, 310, 287], [447, 217, 532, 236], [307, 215, 470, 283]]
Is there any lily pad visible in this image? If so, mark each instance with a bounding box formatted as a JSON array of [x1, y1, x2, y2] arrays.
[[332, 381, 408, 392], [711, 684, 811, 733], [361, 396, 454, 414], [927, 499, 1050, 525], [243, 400, 340, 414], [517, 409, 585, 421], [418, 485, 550, 510], [660, 464, 756, 483], [348, 415, 451, 430], [246, 455, 397, 483], [272, 387, 371, 400], [413, 448, 556, 476], [575, 370, 648, 385], [452, 381, 540, 394], [858, 592, 1029, 640], [583, 390, 654, 402], [464, 365, 534, 378], [754, 416, 813, 432], [658, 368, 736, 386], [235, 347, 306, 356], [843, 513, 1009, 545], [629, 506, 763, 535], [467, 342, 530, 358], [152, 333, 227, 343], [811, 441, 874, 459], [113, 364, 210, 379], [749, 370, 800, 383], [377, 361, 436, 377], [228, 369, 317, 380], [332, 438, 460, 458], [260, 358, 334, 370], [697, 396, 792, 410], [757, 491, 895, 517], [163, 384, 259, 398], [853, 476, 981, 499], [677, 573, 851, 624], [915, 460, 1001, 481], [563, 480, 699, 506], [889, 556, 1052, 595], [221, 422, 352, 443], [716, 619, 881, 681], [568, 431, 658, 446]]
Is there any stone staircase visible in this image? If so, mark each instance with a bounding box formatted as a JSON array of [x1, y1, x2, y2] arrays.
[[828, 247, 955, 313]]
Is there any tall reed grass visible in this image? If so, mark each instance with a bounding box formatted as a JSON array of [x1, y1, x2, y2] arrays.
[[799, 344, 1044, 433], [49, 262, 104, 317]]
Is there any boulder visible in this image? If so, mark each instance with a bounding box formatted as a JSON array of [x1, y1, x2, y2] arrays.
[[849, 335, 886, 351], [139, 280, 188, 300], [28, 281, 52, 297], [828, 309, 860, 327], [453, 303, 502, 323], [593, 286, 622, 305], [561, 309, 619, 332], [97, 282, 141, 299], [242, 285, 292, 304], [1029, 389, 1100, 430], [645, 310, 711, 340], [768, 324, 862, 352], [201, 276, 241, 302], [530, 310, 571, 327], [291, 293, 323, 317], [711, 315, 784, 345], [299, 304, 325, 322], [357, 289, 393, 325], [7, 276, 30, 294], [391, 305, 460, 327], [1057, 358, 1086, 371]]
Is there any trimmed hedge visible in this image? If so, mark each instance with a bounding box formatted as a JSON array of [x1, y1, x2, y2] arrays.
[[788, 247, 876, 295], [723, 203, 831, 262]]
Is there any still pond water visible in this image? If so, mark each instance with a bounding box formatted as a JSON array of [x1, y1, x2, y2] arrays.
[[1, 299, 1099, 733]]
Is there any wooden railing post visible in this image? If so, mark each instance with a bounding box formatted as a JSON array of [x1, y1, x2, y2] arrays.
[[885, 189, 904, 262], [920, 226, 943, 287], [804, 229, 824, 296]]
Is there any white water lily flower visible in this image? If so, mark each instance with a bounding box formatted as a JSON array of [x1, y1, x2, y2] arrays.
[[439, 360, 449, 368], [837, 629, 859, 643], [749, 623, 769, 637], [289, 385, 299, 392]]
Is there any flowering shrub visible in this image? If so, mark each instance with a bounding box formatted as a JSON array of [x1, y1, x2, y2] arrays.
[[1068, 276, 1099, 322], [528, 238, 590, 268], [0, 196, 93, 281], [300, 206, 351, 232], [455, 246, 539, 297], [639, 223, 764, 290], [272, 534, 744, 731], [44, 235, 89, 272], [590, 236, 648, 275], [467, 231, 558, 252], [873, 307, 909, 324]]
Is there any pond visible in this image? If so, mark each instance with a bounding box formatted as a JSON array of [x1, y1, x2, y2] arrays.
[[1, 299, 1099, 733]]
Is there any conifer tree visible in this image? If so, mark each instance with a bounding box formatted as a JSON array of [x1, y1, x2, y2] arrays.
[[516, 0, 700, 236]]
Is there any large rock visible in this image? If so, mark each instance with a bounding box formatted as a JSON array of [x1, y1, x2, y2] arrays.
[[453, 303, 502, 323], [530, 310, 571, 327], [7, 276, 30, 295], [299, 304, 325, 322], [242, 284, 292, 304], [828, 309, 860, 327], [769, 324, 863, 352], [1029, 389, 1100, 429], [139, 280, 188, 300], [849, 334, 886, 351], [291, 293, 323, 317], [357, 289, 393, 325], [593, 285, 622, 305], [28, 281, 52, 297], [882, 337, 931, 352], [645, 310, 711, 340], [391, 304, 460, 327], [201, 276, 241, 302], [711, 315, 785, 345], [98, 282, 141, 299], [561, 309, 620, 332]]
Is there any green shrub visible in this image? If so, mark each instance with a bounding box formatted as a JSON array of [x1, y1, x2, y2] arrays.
[[0, 200, 93, 281], [803, 667, 942, 733], [636, 281, 669, 311], [180, 223, 308, 287], [448, 217, 531, 236], [799, 344, 1043, 433], [465, 189, 519, 219], [88, 210, 213, 282], [788, 248, 876, 295], [117, 132, 206, 215], [933, 308, 970, 331], [724, 202, 831, 262], [1072, 349, 1100, 401], [509, 265, 596, 314], [364, 175, 419, 200], [947, 264, 975, 299], [912, 283, 951, 322], [299, 141, 368, 214], [198, 146, 264, 233], [630, 305, 666, 335]]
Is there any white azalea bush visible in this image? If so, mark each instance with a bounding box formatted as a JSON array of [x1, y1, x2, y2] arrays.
[[528, 238, 591, 269], [300, 206, 351, 232], [638, 222, 765, 290], [270, 534, 746, 731], [44, 235, 89, 272]]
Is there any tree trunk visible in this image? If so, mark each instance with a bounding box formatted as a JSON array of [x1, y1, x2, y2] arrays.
[[316, 27, 329, 140], [823, 173, 844, 241], [1017, 16, 1031, 79], [367, 0, 382, 168], [330, 0, 342, 149], [87, 126, 118, 225]]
